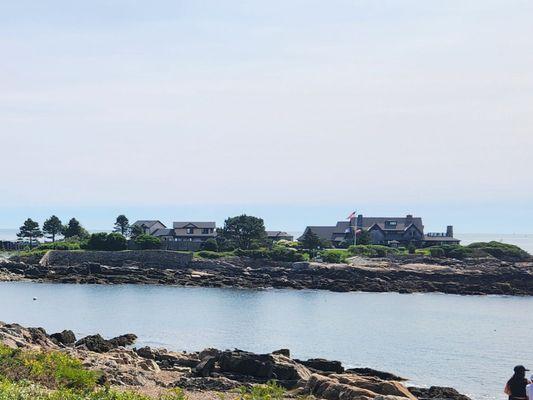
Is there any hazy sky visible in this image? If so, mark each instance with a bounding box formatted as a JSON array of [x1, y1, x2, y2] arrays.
[[1, 1, 532, 232]]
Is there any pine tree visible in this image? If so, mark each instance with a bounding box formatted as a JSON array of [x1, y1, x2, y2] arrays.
[[17, 218, 43, 247], [43, 215, 63, 242]]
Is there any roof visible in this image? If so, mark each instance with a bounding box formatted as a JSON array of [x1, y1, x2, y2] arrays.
[[360, 217, 423, 232], [266, 231, 291, 237], [298, 225, 343, 242], [132, 220, 166, 228], [423, 235, 460, 242], [173, 222, 216, 229], [152, 228, 174, 237]]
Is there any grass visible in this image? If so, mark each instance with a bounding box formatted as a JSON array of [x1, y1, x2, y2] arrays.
[[0, 344, 187, 400], [238, 381, 285, 400]]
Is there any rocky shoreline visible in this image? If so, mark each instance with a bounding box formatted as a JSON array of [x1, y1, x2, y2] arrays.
[[0, 321, 471, 400], [1, 254, 532, 296]]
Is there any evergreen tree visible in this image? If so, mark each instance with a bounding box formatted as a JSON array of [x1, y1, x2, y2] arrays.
[[43, 215, 63, 242], [17, 218, 43, 247], [113, 215, 130, 236], [63, 218, 88, 239], [300, 229, 324, 250]]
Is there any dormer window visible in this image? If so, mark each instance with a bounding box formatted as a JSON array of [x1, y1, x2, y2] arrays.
[[385, 220, 397, 229]]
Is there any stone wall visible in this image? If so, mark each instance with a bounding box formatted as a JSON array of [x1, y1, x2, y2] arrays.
[[40, 250, 192, 269]]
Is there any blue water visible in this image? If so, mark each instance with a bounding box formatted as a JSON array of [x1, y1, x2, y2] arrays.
[[0, 282, 531, 399]]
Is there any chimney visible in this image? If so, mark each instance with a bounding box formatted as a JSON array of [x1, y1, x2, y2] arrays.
[[446, 225, 454, 237], [406, 214, 413, 225], [357, 214, 363, 228]]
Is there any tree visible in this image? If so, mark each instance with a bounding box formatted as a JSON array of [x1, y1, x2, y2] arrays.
[[63, 218, 89, 239], [130, 224, 144, 239], [221, 215, 266, 250], [17, 218, 43, 247], [356, 229, 372, 245], [106, 233, 127, 251], [201, 238, 219, 252], [87, 232, 109, 250], [299, 229, 324, 250], [114, 215, 130, 236], [134, 234, 161, 250], [43, 215, 62, 242], [87, 232, 127, 251]]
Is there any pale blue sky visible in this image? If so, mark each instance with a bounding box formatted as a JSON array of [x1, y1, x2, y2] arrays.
[[1, 1, 532, 232]]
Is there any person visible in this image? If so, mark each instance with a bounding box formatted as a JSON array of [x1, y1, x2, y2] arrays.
[[526, 375, 533, 400], [505, 365, 530, 400]]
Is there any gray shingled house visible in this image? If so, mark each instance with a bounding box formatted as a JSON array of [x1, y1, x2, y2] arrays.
[[299, 214, 459, 247], [266, 231, 294, 242], [131, 220, 167, 235]]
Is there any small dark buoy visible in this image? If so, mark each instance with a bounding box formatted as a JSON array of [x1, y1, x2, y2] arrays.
[[32, 297, 37, 301]]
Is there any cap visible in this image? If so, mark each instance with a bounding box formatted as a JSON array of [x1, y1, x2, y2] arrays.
[[514, 365, 529, 373]]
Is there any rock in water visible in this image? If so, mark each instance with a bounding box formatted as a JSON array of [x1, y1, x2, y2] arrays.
[[300, 358, 345, 373], [50, 330, 76, 345], [109, 333, 137, 347], [408, 386, 472, 400], [75, 334, 114, 353]]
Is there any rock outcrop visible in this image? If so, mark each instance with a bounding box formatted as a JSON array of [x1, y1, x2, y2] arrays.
[[1, 254, 532, 296], [0, 321, 472, 400]]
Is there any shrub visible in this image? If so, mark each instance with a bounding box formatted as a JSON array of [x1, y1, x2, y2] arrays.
[[347, 245, 399, 258], [0, 344, 99, 390], [197, 251, 222, 259], [238, 381, 285, 400], [269, 246, 306, 262], [234, 248, 269, 259], [320, 249, 348, 263], [407, 243, 416, 254], [429, 247, 445, 257], [466, 241, 530, 261], [201, 238, 218, 252], [87, 233, 127, 251], [36, 242, 81, 251], [134, 234, 161, 250]]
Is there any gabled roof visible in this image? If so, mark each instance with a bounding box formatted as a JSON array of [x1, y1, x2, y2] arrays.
[[132, 220, 166, 228], [360, 217, 423, 232], [173, 222, 216, 229], [152, 228, 174, 237], [266, 231, 292, 238]]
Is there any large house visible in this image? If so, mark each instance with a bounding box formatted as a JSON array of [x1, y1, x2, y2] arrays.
[[153, 222, 216, 243], [131, 220, 167, 235], [299, 214, 460, 247]]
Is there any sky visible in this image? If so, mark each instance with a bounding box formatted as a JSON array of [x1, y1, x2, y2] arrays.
[[1, 1, 532, 233]]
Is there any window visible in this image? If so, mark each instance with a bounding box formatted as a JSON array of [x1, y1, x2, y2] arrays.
[[202, 228, 209, 234], [186, 228, 194, 234]]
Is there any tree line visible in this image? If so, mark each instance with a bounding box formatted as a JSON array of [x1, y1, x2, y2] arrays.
[[16, 215, 134, 246]]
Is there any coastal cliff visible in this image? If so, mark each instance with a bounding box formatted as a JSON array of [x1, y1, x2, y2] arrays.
[[0, 321, 470, 400], [1, 252, 532, 296]]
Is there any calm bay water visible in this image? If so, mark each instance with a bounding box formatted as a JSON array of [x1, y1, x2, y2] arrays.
[[0, 282, 531, 400]]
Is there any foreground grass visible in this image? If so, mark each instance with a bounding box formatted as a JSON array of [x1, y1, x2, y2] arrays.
[[0, 344, 185, 400]]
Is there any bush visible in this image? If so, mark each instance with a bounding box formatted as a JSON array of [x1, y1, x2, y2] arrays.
[[239, 381, 285, 400], [36, 242, 81, 251], [466, 241, 530, 261], [347, 245, 399, 258], [234, 248, 269, 259], [201, 238, 218, 252], [134, 234, 161, 250], [269, 246, 306, 262], [429, 247, 445, 257], [0, 344, 99, 391], [87, 233, 127, 251], [196, 251, 223, 259], [320, 249, 348, 263], [407, 243, 416, 254]]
